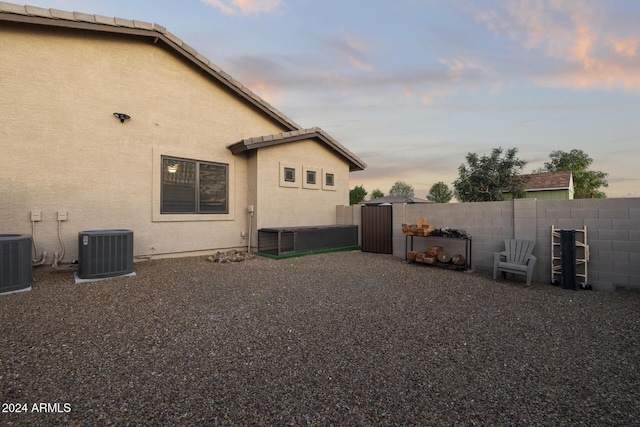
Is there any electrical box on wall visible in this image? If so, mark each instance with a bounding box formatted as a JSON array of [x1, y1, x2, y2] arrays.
[[30, 211, 42, 222], [58, 211, 68, 221]]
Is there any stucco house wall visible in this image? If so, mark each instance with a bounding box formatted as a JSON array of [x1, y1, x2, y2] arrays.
[[253, 139, 350, 229], [0, 4, 365, 262]]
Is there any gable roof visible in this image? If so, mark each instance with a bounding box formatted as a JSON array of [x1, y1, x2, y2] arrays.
[[521, 171, 573, 191], [0, 2, 300, 130], [228, 127, 366, 171], [0, 1, 366, 172]]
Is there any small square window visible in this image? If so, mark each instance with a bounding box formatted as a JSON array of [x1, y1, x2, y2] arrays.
[[284, 167, 295, 182], [325, 173, 334, 186], [306, 170, 316, 185]]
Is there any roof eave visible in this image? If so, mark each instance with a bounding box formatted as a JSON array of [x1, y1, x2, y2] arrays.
[[228, 130, 367, 172], [526, 187, 570, 192]]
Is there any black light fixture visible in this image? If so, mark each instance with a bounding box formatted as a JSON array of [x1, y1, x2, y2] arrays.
[[113, 112, 131, 123]]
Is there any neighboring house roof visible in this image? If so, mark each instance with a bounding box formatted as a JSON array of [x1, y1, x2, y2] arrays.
[[521, 171, 573, 191], [0, 2, 366, 171], [228, 127, 366, 172], [361, 195, 432, 205]]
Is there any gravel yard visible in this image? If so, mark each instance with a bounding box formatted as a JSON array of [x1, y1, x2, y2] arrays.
[[1, 251, 638, 426]]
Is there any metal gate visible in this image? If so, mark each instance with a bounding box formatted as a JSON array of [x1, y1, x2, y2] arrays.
[[361, 205, 393, 254]]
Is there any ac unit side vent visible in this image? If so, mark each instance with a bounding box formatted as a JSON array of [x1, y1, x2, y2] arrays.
[[0, 234, 32, 295], [78, 230, 134, 280]]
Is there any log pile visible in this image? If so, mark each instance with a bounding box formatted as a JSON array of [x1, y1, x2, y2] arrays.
[[408, 245, 466, 266], [403, 220, 469, 268], [402, 217, 435, 236]]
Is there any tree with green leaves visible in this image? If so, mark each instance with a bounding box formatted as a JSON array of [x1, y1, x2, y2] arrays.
[[389, 181, 415, 197], [349, 185, 367, 205], [427, 181, 453, 203], [535, 149, 608, 198], [453, 147, 527, 202], [370, 188, 384, 199]]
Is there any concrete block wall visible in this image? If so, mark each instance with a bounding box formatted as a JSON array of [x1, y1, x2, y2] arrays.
[[391, 198, 640, 291], [538, 198, 640, 291], [336, 205, 362, 246]]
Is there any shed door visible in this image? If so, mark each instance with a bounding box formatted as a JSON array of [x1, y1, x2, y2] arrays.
[[361, 205, 393, 254]]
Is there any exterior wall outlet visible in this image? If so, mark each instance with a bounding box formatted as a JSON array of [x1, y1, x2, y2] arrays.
[[30, 211, 42, 222], [58, 211, 68, 221]]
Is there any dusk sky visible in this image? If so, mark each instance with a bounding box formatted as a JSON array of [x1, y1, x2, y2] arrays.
[[21, 0, 640, 198]]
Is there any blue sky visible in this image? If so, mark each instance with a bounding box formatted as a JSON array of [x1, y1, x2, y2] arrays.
[[22, 0, 640, 198]]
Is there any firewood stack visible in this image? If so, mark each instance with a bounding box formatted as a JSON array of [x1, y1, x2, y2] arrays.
[[404, 219, 467, 268], [407, 246, 466, 266], [401, 217, 435, 236]]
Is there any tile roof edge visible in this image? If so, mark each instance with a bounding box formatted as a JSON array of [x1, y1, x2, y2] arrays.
[[229, 128, 367, 171], [0, 2, 27, 15]]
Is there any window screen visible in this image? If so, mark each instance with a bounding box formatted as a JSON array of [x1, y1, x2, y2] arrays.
[[162, 156, 228, 214], [284, 167, 295, 182], [306, 170, 316, 185], [325, 173, 335, 186]]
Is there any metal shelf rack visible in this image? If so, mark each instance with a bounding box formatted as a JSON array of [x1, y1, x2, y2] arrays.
[[551, 225, 589, 286], [405, 234, 473, 272]]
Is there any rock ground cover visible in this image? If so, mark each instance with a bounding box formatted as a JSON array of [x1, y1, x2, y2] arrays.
[[1, 251, 638, 426]]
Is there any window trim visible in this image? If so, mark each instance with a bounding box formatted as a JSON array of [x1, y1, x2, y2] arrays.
[[322, 169, 337, 191], [279, 162, 299, 188]]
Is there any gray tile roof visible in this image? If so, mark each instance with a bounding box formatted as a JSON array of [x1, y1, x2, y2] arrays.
[[228, 127, 366, 171]]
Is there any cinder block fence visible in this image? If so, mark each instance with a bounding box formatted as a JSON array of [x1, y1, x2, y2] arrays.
[[337, 198, 640, 291]]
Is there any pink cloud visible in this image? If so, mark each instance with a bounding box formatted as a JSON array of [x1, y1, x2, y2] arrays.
[[611, 37, 639, 58], [246, 79, 282, 105], [474, 0, 640, 92], [201, 0, 281, 15], [326, 33, 373, 71]]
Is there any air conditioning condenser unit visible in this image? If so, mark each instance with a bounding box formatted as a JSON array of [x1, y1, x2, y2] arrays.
[[0, 234, 32, 295], [78, 230, 133, 280]]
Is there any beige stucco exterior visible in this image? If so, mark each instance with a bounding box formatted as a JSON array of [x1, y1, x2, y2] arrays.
[[252, 139, 350, 229], [0, 13, 362, 261]]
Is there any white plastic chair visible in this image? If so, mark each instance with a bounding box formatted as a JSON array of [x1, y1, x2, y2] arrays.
[[493, 239, 537, 286]]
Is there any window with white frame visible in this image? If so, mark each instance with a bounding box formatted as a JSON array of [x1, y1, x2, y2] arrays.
[[280, 163, 299, 188], [322, 169, 337, 191], [161, 156, 228, 214]]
